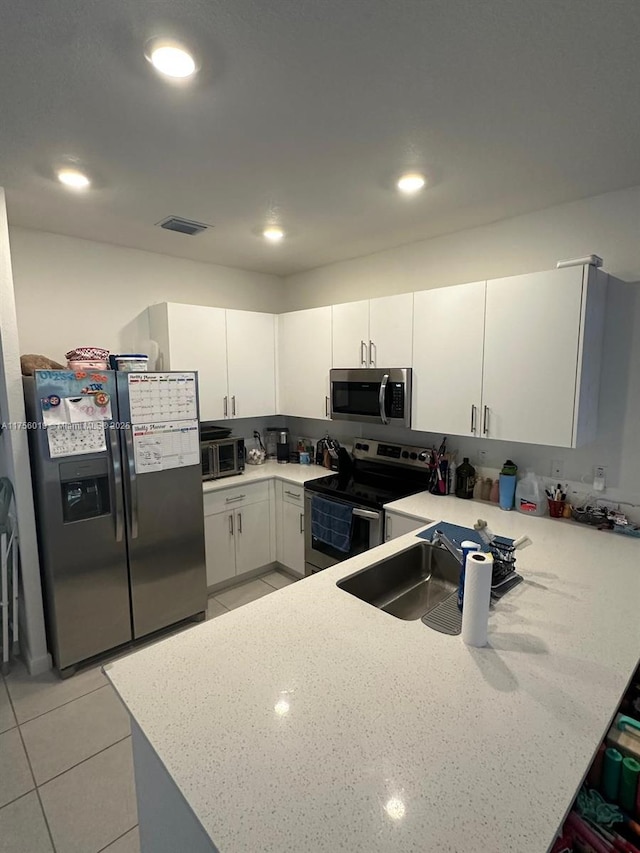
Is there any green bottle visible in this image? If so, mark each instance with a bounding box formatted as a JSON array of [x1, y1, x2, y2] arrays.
[[455, 457, 476, 499]]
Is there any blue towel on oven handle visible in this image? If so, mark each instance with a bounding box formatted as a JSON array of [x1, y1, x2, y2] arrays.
[[311, 495, 354, 553]]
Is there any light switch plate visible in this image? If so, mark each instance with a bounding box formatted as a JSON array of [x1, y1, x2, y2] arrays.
[[551, 459, 564, 479], [594, 466, 606, 491]]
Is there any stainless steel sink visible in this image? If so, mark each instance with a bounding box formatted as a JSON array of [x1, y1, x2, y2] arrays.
[[337, 541, 460, 621]]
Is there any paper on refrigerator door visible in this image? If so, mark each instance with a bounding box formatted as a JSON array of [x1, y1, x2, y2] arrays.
[[47, 424, 107, 458], [132, 420, 199, 473], [127, 373, 197, 424], [42, 396, 113, 427]]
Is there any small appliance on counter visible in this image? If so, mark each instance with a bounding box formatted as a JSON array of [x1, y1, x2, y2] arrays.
[[200, 423, 245, 480], [277, 429, 290, 464], [265, 427, 287, 460]]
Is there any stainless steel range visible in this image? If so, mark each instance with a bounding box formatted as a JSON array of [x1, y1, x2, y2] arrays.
[[304, 438, 433, 575]]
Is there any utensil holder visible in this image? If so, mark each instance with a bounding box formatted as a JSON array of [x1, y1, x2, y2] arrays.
[[548, 499, 566, 518]]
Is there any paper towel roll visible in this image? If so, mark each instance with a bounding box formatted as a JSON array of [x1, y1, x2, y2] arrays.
[[461, 551, 493, 647]]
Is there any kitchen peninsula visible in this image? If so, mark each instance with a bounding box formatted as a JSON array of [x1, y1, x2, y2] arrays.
[[106, 495, 640, 853]]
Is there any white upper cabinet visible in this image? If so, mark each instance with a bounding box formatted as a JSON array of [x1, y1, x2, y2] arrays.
[[226, 310, 276, 418], [411, 266, 606, 447], [482, 266, 607, 447], [278, 307, 332, 419], [368, 293, 414, 367], [412, 282, 485, 436], [331, 294, 413, 368], [332, 301, 369, 367], [149, 303, 228, 421], [148, 303, 276, 421]]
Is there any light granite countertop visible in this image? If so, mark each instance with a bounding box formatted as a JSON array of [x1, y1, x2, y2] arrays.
[[107, 492, 640, 853], [202, 459, 330, 493]]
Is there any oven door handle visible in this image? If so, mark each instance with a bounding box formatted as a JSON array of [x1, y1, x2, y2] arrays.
[[352, 508, 381, 520], [378, 373, 390, 425]]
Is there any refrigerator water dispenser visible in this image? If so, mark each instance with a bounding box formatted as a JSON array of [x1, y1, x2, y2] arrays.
[[59, 459, 110, 523]]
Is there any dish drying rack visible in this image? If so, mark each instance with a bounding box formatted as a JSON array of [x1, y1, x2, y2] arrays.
[[475, 520, 530, 599]]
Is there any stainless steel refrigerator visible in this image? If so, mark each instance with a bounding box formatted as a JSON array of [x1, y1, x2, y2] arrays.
[[24, 369, 207, 675]]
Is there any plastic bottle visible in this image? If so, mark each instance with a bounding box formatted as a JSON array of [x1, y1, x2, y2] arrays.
[[498, 459, 518, 511], [455, 458, 476, 499], [448, 460, 457, 495], [457, 541, 481, 610], [515, 470, 546, 516]]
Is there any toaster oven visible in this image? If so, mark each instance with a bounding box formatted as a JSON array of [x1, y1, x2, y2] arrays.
[[201, 437, 245, 480]]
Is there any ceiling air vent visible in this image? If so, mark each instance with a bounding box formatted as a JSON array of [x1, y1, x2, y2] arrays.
[[157, 216, 210, 236]]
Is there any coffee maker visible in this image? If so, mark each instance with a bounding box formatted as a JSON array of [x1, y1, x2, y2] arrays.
[[276, 429, 290, 464]]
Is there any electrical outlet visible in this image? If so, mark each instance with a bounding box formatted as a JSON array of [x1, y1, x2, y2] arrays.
[[594, 465, 606, 492], [551, 459, 564, 479], [477, 450, 487, 466]]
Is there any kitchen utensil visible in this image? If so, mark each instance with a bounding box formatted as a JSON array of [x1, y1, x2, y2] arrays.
[[548, 499, 566, 518]]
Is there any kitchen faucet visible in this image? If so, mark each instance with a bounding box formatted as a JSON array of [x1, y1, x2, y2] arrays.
[[431, 529, 463, 565]]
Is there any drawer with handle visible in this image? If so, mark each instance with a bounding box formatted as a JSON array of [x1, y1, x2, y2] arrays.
[[281, 485, 304, 508], [203, 481, 270, 516]]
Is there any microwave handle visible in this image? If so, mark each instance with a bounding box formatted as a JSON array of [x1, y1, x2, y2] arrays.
[[378, 373, 390, 425]]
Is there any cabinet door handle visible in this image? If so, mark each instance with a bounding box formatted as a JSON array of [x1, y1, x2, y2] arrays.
[[386, 516, 392, 541], [360, 340, 367, 366], [299, 512, 304, 534], [325, 395, 330, 418], [470, 404, 477, 434], [229, 514, 234, 535], [238, 512, 242, 534], [225, 494, 246, 503], [231, 395, 236, 416], [369, 340, 375, 366], [285, 490, 300, 499], [483, 405, 489, 435], [223, 396, 228, 417]]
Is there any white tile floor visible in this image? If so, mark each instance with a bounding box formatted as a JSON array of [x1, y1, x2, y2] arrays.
[[0, 569, 296, 852]]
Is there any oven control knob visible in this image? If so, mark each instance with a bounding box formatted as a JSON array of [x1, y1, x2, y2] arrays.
[[401, 451, 409, 459], [409, 452, 417, 460], [418, 451, 429, 462]]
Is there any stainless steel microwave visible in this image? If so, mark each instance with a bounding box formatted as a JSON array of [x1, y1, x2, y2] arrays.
[[201, 437, 245, 480], [329, 368, 412, 427]]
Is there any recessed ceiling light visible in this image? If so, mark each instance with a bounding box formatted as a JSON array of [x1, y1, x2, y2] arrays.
[[147, 41, 196, 79], [57, 168, 91, 190], [263, 226, 284, 243], [396, 172, 426, 194]]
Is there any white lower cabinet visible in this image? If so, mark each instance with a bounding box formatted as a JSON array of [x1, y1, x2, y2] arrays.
[[204, 511, 237, 586], [235, 501, 273, 575], [275, 482, 305, 577], [384, 511, 426, 541], [203, 483, 274, 587]]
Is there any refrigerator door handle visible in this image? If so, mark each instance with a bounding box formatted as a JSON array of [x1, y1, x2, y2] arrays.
[[124, 426, 139, 539], [108, 425, 124, 543]]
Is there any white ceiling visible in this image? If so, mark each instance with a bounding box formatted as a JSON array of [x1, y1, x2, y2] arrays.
[[1, 0, 640, 277]]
